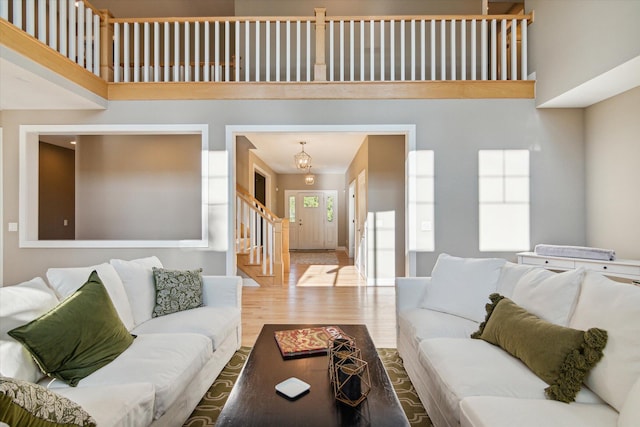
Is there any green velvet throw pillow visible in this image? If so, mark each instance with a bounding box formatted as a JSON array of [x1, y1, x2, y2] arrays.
[[152, 267, 204, 317], [8, 271, 134, 387], [0, 376, 96, 426], [472, 293, 607, 403]]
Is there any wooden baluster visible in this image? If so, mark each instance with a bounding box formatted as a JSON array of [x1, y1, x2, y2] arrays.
[[153, 22, 160, 82], [471, 19, 476, 80], [77, 1, 84, 66], [511, 18, 517, 80], [255, 20, 260, 81], [501, 19, 507, 80], [389, 19, 396, 82], [420, 19, 425, 80], [164, 22, 170, 82], [37, 0, 46, 43], [194, 21, 200, 82], [380, 19, 385, 81], [461, 19, 466, 80], [450, 19, 456, 81], [521, 18, 527, 80], [349, 20, 354, 81], [306, 20, 311, 81], [329, 20, 334, 81], [133, 22, 139, 82], [266, 20, 271, 81], [143, 22, 150, 82]]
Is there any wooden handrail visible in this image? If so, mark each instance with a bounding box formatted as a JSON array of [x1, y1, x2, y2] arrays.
[[110, 16, 315, 24], [236, 185, 279, 221], [108, 13, 532, 25]]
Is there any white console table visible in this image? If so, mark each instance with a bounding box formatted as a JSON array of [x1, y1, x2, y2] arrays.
[[517, 252, 640, 282]]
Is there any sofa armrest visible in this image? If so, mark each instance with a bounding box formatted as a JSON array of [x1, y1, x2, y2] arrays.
[[396, 277, 431, 313], [202, 276, 242, 309]]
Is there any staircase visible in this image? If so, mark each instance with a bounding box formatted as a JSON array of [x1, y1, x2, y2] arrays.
[[235, 186, 289, 286]]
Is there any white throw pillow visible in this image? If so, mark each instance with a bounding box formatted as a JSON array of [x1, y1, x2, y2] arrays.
[[569, 271, 640, 412], [0, 277, 59, 382], [618, 376, 640, 427], [46, 263, 136, 331], [420, 253, 506, 322], [495, 262, 536, 299], [110, 256, 163, 327], [511, 267, 585, 326]]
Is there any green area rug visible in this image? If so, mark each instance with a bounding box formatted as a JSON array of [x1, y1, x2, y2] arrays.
[[183, 347, 431, 426]]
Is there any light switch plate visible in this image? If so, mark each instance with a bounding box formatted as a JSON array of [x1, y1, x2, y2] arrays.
[[8, 222, 18, 232]]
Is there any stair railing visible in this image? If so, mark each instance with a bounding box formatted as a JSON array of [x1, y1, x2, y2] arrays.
[[235, 185, 289, 284]]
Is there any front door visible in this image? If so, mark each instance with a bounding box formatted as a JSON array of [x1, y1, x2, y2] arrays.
[[286, 190, 337, 250], [296, 192, 325, 249]]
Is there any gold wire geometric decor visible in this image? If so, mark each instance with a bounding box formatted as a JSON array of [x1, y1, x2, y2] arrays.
[[328, 335, 371, 407]]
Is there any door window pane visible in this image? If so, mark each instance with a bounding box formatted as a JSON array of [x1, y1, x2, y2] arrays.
[[289, 196, 295, 222], [327, 195, 334, 222], [303, 196, 319, 208]]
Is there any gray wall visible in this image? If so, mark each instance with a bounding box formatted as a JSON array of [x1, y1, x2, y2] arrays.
[[585, 87, 640, 259], [1, 98, 584, 284], [527, 0, 640, 105]]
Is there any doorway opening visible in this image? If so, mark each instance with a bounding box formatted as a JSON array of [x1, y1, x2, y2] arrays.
[[227, 124, 418, 286], [254, 171, 266, 205]]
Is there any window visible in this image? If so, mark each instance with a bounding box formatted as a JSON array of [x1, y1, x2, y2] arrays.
[[289, 196, 296, 222], [303, 196, 319, 208], [326, 195, 334, 222], [478, 150, 530, 252], [408, 150, 435, 251]]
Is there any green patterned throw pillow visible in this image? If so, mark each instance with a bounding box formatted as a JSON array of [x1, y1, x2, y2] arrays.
[[152, 267, 204, 317], [0, 376, 96, 427], [472, 294, 607, 403]]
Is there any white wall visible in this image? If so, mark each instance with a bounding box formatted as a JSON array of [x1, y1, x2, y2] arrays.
[[527, 0, 640, 106], [585, 87, 640, 259], [0, 98, 585, 283]]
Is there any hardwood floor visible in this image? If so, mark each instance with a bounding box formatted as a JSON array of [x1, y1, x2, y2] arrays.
[[241, 250, 397, 348]]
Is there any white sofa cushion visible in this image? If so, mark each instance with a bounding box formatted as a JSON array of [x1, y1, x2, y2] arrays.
[[55, 383, 155, 427], [512, 268, 584, 326], [496, 262, 536, 299], [132, 306, 240, 350], [418, 338, 603, 427], [47, 263, 136, 331], [0, 277, 59, 382], [460, 396, 618, 427], [45, 332, 212, 420], [398, 308, 478, 350], [569, 271, 640, 412], [618, 376, 640, 427], [420, 254, 506, 322], [110, 256, 163, 327]]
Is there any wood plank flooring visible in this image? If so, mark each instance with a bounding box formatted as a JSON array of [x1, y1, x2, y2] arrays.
[[241, 250, 397, 348]]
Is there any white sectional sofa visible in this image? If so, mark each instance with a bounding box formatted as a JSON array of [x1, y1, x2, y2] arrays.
[[0, 257, 242, 427], [396, 253, 640, 427]]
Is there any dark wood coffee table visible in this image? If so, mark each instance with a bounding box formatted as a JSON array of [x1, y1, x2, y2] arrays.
[[215, 324, 410, 427]]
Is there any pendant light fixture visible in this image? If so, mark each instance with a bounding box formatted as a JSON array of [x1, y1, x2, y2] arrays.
[[304, 166, 315, 185], [294, 141, 312, 170]]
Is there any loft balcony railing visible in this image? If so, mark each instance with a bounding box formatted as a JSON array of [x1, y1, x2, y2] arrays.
[[0, 0, 533, 86]]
